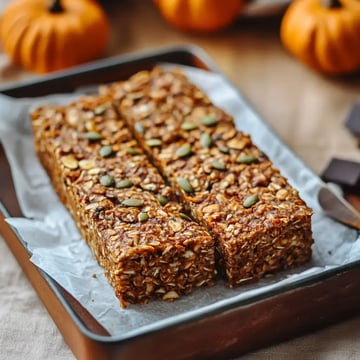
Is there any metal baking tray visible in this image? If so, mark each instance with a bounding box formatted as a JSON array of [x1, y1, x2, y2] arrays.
[[1, 45, 360, 360]]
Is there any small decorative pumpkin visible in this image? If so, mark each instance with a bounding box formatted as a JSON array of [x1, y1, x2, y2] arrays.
[[0, 0, 110, 73], [153, 0, 244, 32], [280, 0, 360, 75]]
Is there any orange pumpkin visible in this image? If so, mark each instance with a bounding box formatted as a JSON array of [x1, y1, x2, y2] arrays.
[[0, 0, 110, 73], [280, 0, 360, 75], [153, 0, 244, 32]]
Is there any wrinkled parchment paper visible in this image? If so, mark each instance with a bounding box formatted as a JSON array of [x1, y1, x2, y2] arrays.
[[1, 66, 359, 338]]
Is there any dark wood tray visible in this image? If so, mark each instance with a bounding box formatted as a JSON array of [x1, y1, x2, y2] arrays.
[[1, 45, 360, 360]]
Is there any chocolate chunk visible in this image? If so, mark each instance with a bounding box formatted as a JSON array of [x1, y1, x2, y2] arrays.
[[345, 103, 360, 136], [321, 158, 360, 192]]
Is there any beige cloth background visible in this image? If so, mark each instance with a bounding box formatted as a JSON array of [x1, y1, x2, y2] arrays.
[[1, 1, 360, 359]]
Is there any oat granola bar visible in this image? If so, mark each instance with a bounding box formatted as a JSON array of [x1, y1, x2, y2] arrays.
[[31, 95, 216, 306], [106, 68, 314, 287]]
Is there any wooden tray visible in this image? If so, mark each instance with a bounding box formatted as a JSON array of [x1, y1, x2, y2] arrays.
[[1, 45, 360, 360]]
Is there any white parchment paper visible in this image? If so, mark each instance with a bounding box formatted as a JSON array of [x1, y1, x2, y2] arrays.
[[1, 66, 359, 339]]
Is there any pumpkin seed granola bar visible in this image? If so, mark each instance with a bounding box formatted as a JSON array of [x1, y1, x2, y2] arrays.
[[105, 67, 314, 287], [31, 95, 216, 307]]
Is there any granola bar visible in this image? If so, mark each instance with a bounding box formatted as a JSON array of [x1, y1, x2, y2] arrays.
[[31, 95, 216, 306], [106, 68, 314, 287]]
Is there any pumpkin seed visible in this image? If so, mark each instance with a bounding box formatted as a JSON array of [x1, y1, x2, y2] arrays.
[[201, 114, 218, 127], [79, 159, 96, 170], [121, 198, 144, 207], [177, 177, 194, 193], [180, 212, 192, 221], [218, 145, 230, 154], [94, 105, 107, 116], [100, 175, 114, 187], [143, 183, 157, 191], [157, 194, 169, 206], [85, 131, 102, 141], [212, 160, 227, 171], [200, 132, 213, 148], [100, 145, 113, 158], [236, 155, 258, 164], [181, 121, 198, 131], [138, 211, 149, 222], [88, 167, 101, 175], [61, 155, 78, 169], [135, 122, 145, 134], [126, 147, 140, 155], [176, 143, 192, 158], [243, 194, 259, 208], [145, 138, 162, 147], [115, 179, 133, 189]]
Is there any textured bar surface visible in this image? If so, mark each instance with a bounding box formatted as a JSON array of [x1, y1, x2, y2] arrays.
[[31, 95, 216, 306], [105, 68, 314, 287]]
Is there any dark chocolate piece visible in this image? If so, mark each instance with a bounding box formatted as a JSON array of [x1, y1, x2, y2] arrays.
[[321, 158, 360, 191], [345, 103, 360, 137]]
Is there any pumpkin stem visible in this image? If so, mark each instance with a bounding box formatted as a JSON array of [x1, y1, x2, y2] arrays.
[[321, 0, 342, 8], [49, 0, 64, 13]]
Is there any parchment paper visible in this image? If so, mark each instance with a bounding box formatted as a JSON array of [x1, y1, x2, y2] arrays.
[[1, 65, 359, 338]]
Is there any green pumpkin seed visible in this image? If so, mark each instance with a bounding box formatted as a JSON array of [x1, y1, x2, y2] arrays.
[[180, 212, 192, 221], [157, 194, 169, 206], [212, 160, 227, 171], [201, 114, 218, 127], [94, 105, 107, 116], [138, 211, 149, 222], [135, 123, 145, 134], [115, 179, 133, 189], [181, 121, 198, 131], [218, 145, 230, 154], [85, 131, 102, 141], [176, 143, 192, 158], [177, 177, 194, 193], [99, 145, 113, 158], [243, 194, 259, 208], [146, 138, 162, 147], [126, 147, 140, 155], [121, 198, 144, 207], [200, 132, 213, 148], [100, 175, 114, 187], [236, 155, 258, 164]]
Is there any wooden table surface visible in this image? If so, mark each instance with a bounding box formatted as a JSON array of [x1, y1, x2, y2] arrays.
[[1, 1, 360, 359]]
